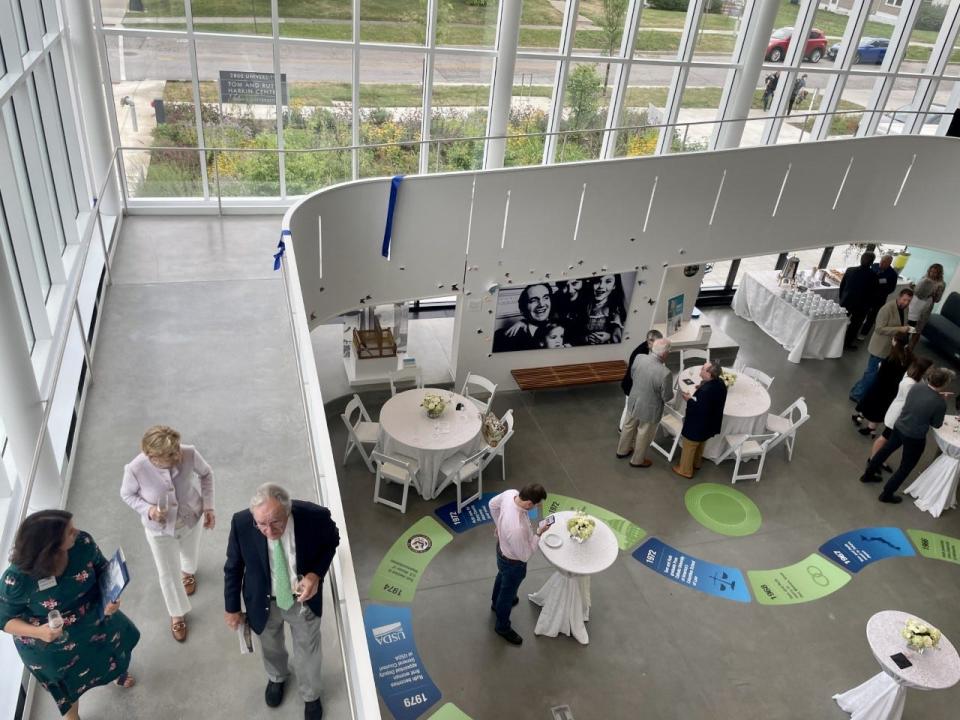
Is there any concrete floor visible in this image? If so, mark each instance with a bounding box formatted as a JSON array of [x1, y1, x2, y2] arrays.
[[330, 308, 960, 719], [35, 216, 348, 720]]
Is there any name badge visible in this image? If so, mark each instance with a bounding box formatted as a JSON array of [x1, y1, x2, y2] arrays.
[[879, 278, 888, 284], [38, 577, 57, 591]]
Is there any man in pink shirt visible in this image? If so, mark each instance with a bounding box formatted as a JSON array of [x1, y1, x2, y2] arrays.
[[488, 483, 548, 645]]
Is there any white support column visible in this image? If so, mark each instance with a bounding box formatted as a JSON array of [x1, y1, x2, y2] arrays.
[[272, 0, 287, 199], [351, 0, 361, 179], [184, 1, 211, 201], [937, 81, 960, 134], [654, 0, 706, 155], [0, 235, 62, 513], [761, 0, 819, 145], [482, 0, 522, 169], [857, 1, 922, 137], [904, 1, 960, 135], [808, 0, 871, 141], [600, 0, 643, 159], [542, 0, 579, 164], [67, 0, 121, 215], [714, 0, 780, 150]]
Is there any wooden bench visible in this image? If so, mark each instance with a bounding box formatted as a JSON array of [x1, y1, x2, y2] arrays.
[[511, 360, 627, 391]]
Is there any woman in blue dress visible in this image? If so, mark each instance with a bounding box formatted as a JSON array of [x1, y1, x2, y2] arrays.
[[0, 510, 140, 718]]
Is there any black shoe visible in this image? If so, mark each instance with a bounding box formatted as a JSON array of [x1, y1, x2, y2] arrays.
[[882, 464, 893, 473], [859, 473, 882, 484], [490, 597, 520, 612], [858, 427, 874, 436], [878, 494, 903, 504], [495, 628, 523, 645], [616, 452, 632, 459], [265, 680, 286, 708], [851, 414, 862, 426], [304, 699, 324, 720]]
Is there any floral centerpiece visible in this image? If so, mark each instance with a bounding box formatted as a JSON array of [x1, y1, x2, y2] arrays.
[[902, 618, 941, 654], [567, 511, 596, 544], [420, 393, 447, 419], [720, 370, 737, 389]]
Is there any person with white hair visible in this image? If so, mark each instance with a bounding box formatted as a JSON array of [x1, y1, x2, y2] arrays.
[[224, 483, 340, 719], [617, 338, 673, 467]]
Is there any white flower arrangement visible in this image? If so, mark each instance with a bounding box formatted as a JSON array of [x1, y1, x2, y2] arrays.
[[566, 511, 596, 543], [720, 370, 737, 389], [902, 618, 941, 653], [420, 393, 447, 418]]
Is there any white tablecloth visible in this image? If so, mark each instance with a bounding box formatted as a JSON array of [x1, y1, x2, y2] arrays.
[[904, 419, 960, 518], [834, 610, 960, 720], [527, 511, 618, 645], [378, 388, 483, 500], [732, 271, 848, 363], [676, 366, 771, 463]]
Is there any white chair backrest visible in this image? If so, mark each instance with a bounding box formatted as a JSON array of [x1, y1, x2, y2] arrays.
[[782, 397, 809, 428], [388, 367, 423, 396], [497, 409, 515, 446], [452, 448, 489, 479], [462, 372, 497, 398], [680, 348, 710, 372], [743, 367, 774, 389], [371, 450, 413, 474], [756, 432, 781, 452], [343, 394, 370, 428]]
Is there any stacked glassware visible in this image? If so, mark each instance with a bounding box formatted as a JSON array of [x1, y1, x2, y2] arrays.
[[778, 289, 846, 318]]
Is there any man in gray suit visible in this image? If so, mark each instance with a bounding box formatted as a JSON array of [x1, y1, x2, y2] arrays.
[[617, 338, 673, 467]]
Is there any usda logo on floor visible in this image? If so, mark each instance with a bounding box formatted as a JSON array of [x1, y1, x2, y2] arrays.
[[407, 534, 432, 553]]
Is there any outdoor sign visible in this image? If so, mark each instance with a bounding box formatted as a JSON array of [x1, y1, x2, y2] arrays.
[[748, 553, 851, 605], [819, 527, 915, 573], [364, 604, 440, 720], [218, 70, 289, 105], [633, 537, 751, 603], [369, 517, 452, 604]]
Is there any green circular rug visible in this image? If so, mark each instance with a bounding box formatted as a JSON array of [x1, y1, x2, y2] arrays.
[[684, 483, 762, 537]]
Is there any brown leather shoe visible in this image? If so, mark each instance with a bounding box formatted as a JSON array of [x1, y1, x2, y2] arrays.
[[171, 618, 187, 642], [671, 465, 693, 479], [182, 573, 196, 596], [630, 459, 653, 468]]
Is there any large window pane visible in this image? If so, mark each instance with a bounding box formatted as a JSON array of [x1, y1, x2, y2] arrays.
[[281, 43, 353, 194], [26, 77, 66, 254], [767, 0, 852, 69], [360, 0, 426, 45], [504, 59, 553, 168], [428, 55, 492, 173], [517, 0, 565, 53], [773, 70, 832, 144], [358, 49, 423, 178], [903, 0, 948, 68], [731, 252, 781, 287], [0, 198, 34, 349], [875, 77, 922, 136], [556, 61, 614, 163], [438, 0, 499, 49], [673, 71, 736, 153], [279, 0, 352, 41], [574, 0, 629, 55], [193, 0, 271, 36], [34, 61, 78, 224], [691, 1, 742, 61], [613, 61, 678, 157], [100, 0, 187, 31], [106, 34, 200, 198], [823, 77, 870, 140], [701, 259, 733, 290], [632, 1, 690, 59]]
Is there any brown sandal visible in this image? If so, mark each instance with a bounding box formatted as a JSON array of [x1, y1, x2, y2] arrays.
[[181, 573, 196, 596], [171, 618, 188, 642], [115, 672, 136, 688]]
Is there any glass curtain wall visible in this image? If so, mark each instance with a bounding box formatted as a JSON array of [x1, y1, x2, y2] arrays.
[[97, 0, 960, 202]]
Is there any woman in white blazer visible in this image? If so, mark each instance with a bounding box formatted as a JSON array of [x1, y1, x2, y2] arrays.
[[120, 426, 214, 642]]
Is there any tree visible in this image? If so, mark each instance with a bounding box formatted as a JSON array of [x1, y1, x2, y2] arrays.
[[565, 65, 604, 131], [597, 0, 629, 87]]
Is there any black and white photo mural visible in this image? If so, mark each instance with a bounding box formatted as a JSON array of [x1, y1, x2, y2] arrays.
[[491, 272, 637, 353]]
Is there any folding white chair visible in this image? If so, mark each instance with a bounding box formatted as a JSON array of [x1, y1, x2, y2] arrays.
[[765, 397, 809, 462], [742, 367, 774, 390], [340, 394, 379, 473], [388, 367, 423, 396], [677, 348, 710, 388], [371, 451, 419, 513], [483, 409, 515, 481], [723, 433, 780, 484], [650, 405, 684, 462], [460, 372, 497, 414], [438, 447, 488, 512]]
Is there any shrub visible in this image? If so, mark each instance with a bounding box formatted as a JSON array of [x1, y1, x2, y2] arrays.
[[646, 0, 690, 11], [915, 2, 946, 32]]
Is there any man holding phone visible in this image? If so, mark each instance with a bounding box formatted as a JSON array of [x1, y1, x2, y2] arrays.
[[488, 483, 548, 645], [672, 361, 727, 479]]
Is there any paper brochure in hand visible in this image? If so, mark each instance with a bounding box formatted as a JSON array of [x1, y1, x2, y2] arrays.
[[98, 547, 130, 618]]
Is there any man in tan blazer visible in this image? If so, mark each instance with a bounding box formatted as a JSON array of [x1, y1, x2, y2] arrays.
[[850, 288, 914, 402]]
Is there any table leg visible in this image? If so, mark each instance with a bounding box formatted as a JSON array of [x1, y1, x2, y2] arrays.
[[833, 671, 906, 720], [528, 571, 590, 644]]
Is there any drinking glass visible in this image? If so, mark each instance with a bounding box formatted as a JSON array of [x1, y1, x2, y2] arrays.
[[47, 610, 67, 643], [291, 574, 306, 615], [157, 492, 169, 526]]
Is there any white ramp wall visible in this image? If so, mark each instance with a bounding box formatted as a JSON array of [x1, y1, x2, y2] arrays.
[[286, 136, 960, 390]]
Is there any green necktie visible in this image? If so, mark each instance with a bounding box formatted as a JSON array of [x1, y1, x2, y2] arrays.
[[270, 539, 294, 611]]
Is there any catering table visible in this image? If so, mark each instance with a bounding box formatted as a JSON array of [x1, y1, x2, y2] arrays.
[[378, 388, 483, 500], [675, 366, 771, 463], [904, 416, 960, 518], [527, 511, 618, 645], [732, 270, 848, 363], [834, 610, 959, 720]]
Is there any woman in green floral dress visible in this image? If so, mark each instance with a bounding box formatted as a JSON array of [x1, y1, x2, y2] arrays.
[[0, 510, 140, 718]]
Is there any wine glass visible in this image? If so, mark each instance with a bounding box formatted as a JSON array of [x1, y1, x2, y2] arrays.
[[291, 574, 305, 615], [157, 492, 169, 526], [47, 610, 67, 643]]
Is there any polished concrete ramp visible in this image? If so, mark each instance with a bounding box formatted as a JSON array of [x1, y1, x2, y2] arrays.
[[33, 217, 349, 720], [331, 307, 960, 720]]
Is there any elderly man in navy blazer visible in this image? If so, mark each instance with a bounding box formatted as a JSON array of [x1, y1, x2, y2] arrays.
[[224, 483, 340, 720], [672, 361, 728, 479]]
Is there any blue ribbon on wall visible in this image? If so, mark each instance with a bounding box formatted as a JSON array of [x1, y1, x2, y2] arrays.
[[381, 175, 404, 259], [273, 229, 290, 271]]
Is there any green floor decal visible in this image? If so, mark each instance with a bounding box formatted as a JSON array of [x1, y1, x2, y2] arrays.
[[907, 529, 960, 564], [427, 703, 473, 719], [684, 483, 762, 537], [748, 553, 851, 605], [544, 493, 646, 550], [369, 516, 453, 604]]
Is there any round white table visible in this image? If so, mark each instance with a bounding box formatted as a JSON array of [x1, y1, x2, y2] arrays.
[[834, 610, 960, 720], [904, 417, 960, 518], [527, 511, 618, 645], [378, 388, 483, 500], [676, 367, 771, 463]]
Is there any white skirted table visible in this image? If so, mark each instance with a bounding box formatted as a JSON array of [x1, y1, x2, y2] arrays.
[[527, 511, 618, 645], [904, 418, 960, 518], [676, 366, 771, 463], [378, 388, 483, 500], [834, 610, 960, 720], [732, 270, 848, 363]]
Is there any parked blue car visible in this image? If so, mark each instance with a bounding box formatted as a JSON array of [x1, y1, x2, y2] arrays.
[[827, 37, 889, 64]]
